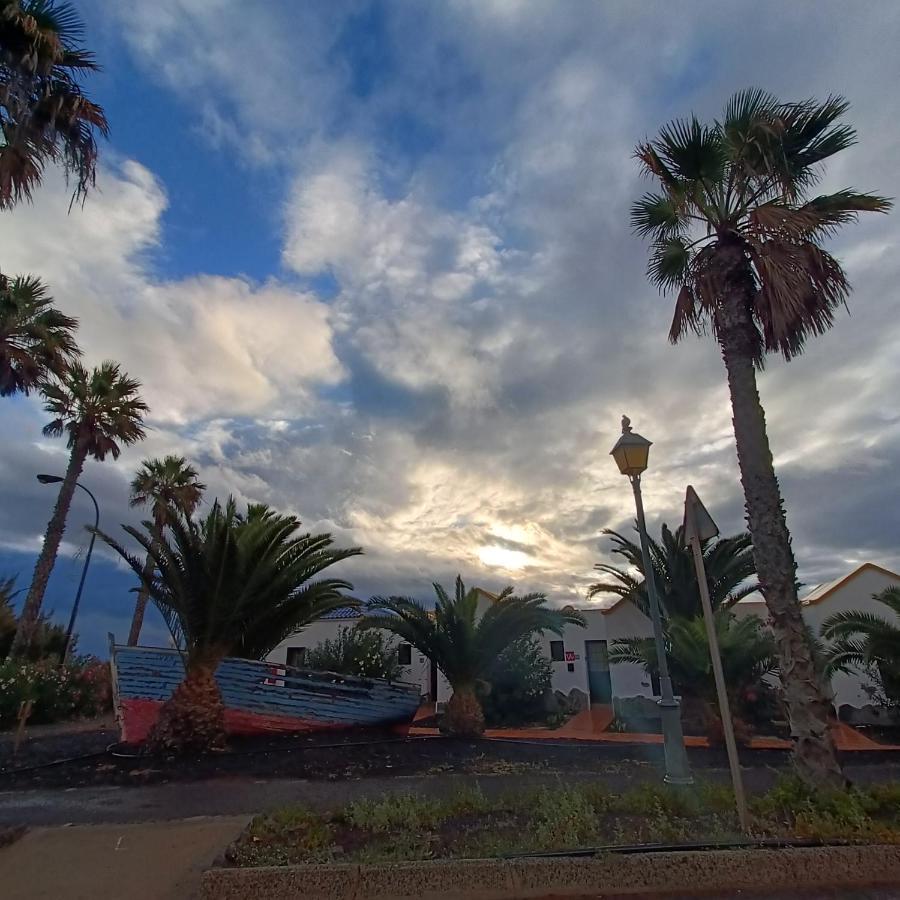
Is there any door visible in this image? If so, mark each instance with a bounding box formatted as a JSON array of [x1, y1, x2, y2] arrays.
[[585, 640, 612, 704]]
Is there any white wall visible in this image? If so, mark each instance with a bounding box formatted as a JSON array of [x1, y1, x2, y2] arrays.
[[603, 602, 656, 699], [268, 619, 427, 693], [803, 567, 900, 709]]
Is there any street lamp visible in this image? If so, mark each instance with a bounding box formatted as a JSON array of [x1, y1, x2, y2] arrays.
[[610, 417, 692, 785], [36, 474, 99, 665]]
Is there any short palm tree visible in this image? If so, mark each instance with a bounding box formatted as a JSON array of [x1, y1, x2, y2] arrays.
[[96, 498, 363, 753], [631, 89, 891, 786], [589, 524, 757, 618], [0, 0, 108, 210], [0, 275, 79, 396], [360, 577, 585, 737], [126, 456, 206, 646], [610, 612, 778, 740], [10, 361, 147, 657], [822, 587, 900, 709]]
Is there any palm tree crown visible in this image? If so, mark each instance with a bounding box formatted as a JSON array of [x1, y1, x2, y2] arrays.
[[0, 275, 79, 395], [98, 497, 364, 661], [589, 523, 757, 619], [41, 360, 147, 459], [632, 89, 891, 364], [360, 577, 584, 736], [822, 586, 900, 705], [130, 456, 205, 526], [0, 0, 108, 209]]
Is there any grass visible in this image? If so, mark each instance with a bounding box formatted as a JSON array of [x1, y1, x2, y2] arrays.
[[225, 776, 900, 868]]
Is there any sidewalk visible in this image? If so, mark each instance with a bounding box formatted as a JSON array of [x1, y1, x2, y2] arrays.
[[0, 816, 248, 900]]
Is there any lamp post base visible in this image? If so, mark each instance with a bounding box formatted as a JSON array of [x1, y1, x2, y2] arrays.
[[658, 697, 694, 785]]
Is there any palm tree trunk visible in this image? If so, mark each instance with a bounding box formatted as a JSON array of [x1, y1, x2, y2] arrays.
[[146, 655, 226, 754], [127, 520, 162, 646], [10, 440, 87, 658], [716, 278, 843, 788], [442, 684, 485, 737]]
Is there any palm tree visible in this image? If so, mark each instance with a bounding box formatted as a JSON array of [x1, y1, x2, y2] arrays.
[[10, 361, 147, 657], [610, 611, 778, 740], [359, 577, 585, 737], [126, 456, 205, 646], [822, 587, 900, 709], [95, 498, 363, 753], [0, 0, 108, 210], [0, 275, 79, 396], [631, 89, 891, 785], [589, 524, 757, 618]]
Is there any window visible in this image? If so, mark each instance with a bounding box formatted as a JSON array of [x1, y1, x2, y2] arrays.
[[550, 640, 564, 662], [286, 647, 306, 668], [398, 643, 412, 666], [567, 662, 575, 673], [651, 672, 661, 696]]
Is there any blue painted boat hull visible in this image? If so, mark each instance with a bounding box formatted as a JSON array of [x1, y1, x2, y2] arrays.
[[109, 643, 423, 743]]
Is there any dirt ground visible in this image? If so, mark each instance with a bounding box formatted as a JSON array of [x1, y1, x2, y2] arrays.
[[2, 716, 899, 793]]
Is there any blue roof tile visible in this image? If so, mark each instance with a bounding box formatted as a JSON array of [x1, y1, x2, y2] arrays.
[[318, 606, 362, 620]]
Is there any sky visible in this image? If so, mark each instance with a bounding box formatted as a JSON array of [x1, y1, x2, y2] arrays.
[[1, 0, 899, 657]]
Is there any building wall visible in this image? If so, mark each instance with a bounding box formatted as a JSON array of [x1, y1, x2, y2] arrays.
[[268, 619, 427, 693], [802, 567, 900, 709], [602, 601, 657, 699]]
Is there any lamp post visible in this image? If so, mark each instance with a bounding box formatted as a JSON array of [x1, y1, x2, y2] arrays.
[[36, 474, 99, 665], [610, 417, 692, 785]]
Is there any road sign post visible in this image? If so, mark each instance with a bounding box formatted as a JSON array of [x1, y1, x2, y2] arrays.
[[683, 485, 750, 831]]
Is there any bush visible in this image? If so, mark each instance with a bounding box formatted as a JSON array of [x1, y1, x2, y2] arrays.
[[0, 657, 111, 729], [478, 637, 553, 727], [0, 576, 73, 662], [305, 627, 404, 681]]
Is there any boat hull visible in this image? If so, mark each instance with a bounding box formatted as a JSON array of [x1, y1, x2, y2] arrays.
[[110, 642, 423, 744]]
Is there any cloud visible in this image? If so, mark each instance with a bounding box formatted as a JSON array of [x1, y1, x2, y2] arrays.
[[3, 0, 900, 650], [0, 162, 344, 424]]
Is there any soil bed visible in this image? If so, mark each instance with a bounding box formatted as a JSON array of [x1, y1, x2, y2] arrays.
[[1, 717, 897, 791]]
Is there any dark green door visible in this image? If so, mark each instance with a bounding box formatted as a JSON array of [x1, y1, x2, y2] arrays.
[[585, 640, 612, 704]]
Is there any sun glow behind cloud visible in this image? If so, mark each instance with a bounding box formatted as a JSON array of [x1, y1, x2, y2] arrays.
[[478, 544, 531, 570]]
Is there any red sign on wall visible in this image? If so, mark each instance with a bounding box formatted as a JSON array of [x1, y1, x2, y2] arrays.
[[564, 650, 578, 662]]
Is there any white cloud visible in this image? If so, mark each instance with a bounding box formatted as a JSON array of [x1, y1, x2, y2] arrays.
[[0, 163, 344, 424]]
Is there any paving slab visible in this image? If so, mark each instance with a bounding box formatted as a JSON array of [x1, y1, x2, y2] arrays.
[[0, 816, 248, 900]]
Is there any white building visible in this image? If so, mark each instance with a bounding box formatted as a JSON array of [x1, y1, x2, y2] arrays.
[[268, 562, 900, 717], [734, 562, 900, 713], [268, 589, 657, 708]]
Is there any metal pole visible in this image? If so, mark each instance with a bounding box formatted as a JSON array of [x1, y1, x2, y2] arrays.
[[630, 475, 693, 785], [687, 530, 750, 830], [61, 482, 99, 666]]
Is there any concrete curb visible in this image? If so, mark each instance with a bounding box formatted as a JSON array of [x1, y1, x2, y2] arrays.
[[201, 844, 900, 899]]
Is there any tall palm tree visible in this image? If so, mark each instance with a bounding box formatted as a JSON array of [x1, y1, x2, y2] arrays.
[[631, 89, 891, 786], [126, 456, 205, 646], [360, 577, 584, 737], [610, 611, 778, 741], [0, 0, 108, 210], [0, 274, 79, 395], [96, 498, 363, 753], [589, 524, 757, 618], [822, 587, 900, 708], [10, 361, 147, 657]]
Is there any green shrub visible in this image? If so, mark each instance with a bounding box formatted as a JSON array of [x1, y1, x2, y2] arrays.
[[0, 658, 111, 728], [478, 637, 553, 727], [0, 577, 72, 662], [305, 627, 404, 681]]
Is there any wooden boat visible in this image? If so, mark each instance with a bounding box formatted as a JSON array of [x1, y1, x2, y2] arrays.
[[109, 640, 423, 744]]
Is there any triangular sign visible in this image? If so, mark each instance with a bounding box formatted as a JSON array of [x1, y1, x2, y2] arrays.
[[682, 485, 719, 545]]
